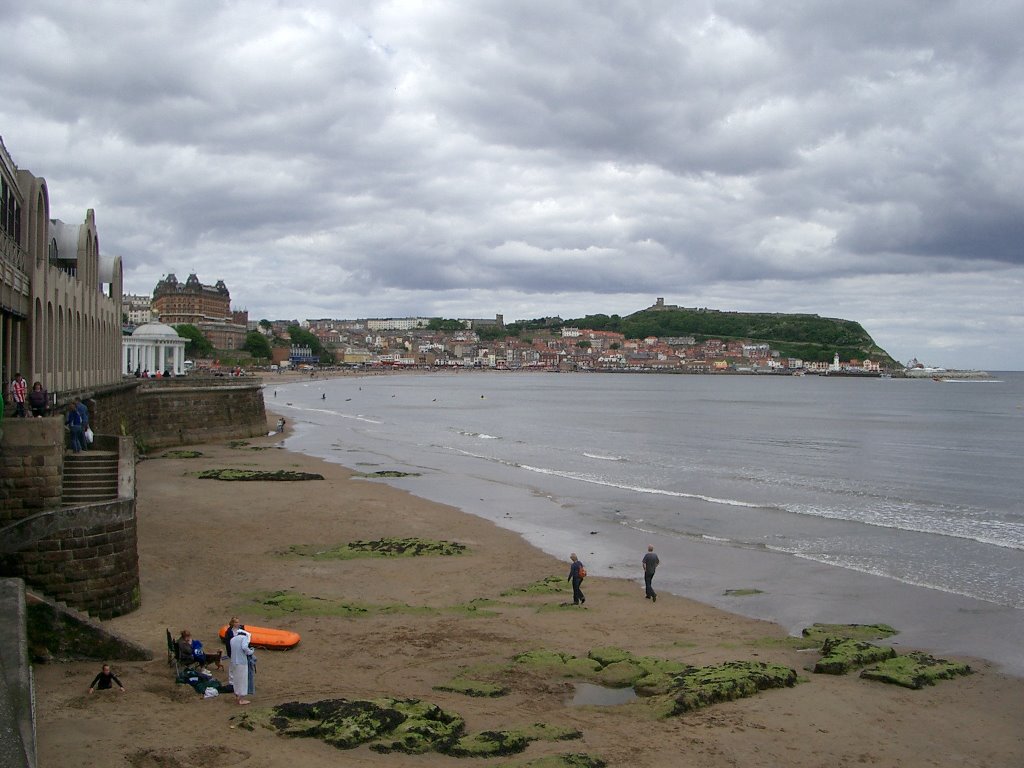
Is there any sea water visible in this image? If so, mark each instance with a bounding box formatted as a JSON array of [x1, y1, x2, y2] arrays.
[[274, 371, 1024, 674]]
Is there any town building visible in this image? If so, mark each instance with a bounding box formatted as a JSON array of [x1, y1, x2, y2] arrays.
[[123, 293, 153, 325], [152, 272, 248, 349], [1, 135, 123, 397]]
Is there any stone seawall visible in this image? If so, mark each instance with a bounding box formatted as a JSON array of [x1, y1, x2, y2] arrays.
[[0, 500, 139, 619], [0, 376, 266, 620], [0, 418, 64, 524], [86, 375, 267, 450]]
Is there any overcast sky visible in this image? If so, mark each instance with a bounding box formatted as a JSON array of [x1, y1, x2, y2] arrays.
[[3, 1, 1023, 369]]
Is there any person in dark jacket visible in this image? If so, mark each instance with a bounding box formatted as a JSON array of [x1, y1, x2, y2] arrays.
[[568, 552, 586, 605], [642, 544, 660, 602], [88, 664, 125, 693], [28, 381, 48, 417], [66, 403, 84, 453]]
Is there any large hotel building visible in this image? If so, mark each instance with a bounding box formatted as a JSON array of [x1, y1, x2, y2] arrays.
[[152, 273, 247, 350]]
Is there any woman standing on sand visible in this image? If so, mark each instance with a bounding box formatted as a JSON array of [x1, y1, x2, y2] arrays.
[[229, 627, 254, 705], [223, 617, 241, 686]]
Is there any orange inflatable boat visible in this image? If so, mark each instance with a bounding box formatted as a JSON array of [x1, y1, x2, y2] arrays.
[[219, 624, 301, 650]]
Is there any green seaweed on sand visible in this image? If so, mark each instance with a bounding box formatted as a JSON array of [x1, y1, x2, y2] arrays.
[[860, 652, 972, 689], [515, 646, 796, 715], [814, 637, 897, 675], [493, 755, 607, 768], [446, 723, 581, 758], [238, 697, 463, 754], [354, 470, 422, 478], [289, 537, 467, 559], [723, 588, 764, 596], [588, 648, 689, 694], [235, 697, 577, 757], [501, 576, 567, 597], [513, 649, 603, 677], [801, 623, 897, 645], [657, 660, 798, 715], [245, 590, 433, 619], [195, 468, 324, 481], [446, 598, 502, 618], [433, 677, 508, 697], [161, 449, 203, 458]]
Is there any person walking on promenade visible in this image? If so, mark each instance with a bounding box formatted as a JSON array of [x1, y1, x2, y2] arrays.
[[9, 372, 27, 418], [642, 544, 660, 602], [74, 398, 90, 449], [568, 553, 586, 605], [66, 402, 85, 453]]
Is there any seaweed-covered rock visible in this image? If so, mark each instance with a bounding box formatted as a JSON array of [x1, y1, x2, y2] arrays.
[[433, 678, 508, 697], [250, 697, 464, 754], [587, 647, 632, 667], [299, 537, 466, 559], [161, 449, 203, 458], [513, 649, 601, 676], [801, 623, 897, 645], [502, 576, 567, 596], [447, 730, 530, 758], [664, 660, 798, 715], [595, 659, 646, 688], [447, 723, 581, 758], [270, 699, 407, 749], [860, 652, 972, 689], [196, 468, 323, 481], [371, 699, 466, 754], [814, 637, 897, 675]]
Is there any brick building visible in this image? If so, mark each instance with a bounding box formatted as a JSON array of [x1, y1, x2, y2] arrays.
[[152, 273, 247, 349]]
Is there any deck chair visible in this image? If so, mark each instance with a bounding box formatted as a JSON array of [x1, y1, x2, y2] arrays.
[[167, 629, 223, 675], [167, 628, 198, 676]]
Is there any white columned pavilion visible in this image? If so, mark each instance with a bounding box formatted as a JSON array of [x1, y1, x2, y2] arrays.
[[122, 322, 187, 376]]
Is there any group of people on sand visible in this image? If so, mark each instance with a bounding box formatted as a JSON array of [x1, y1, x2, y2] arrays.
[[567, 544, 660, 606], [89, 616, 256, 705], [89, 551, 662, 700]]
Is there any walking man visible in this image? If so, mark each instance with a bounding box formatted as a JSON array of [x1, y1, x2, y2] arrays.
[[642, 544, 660, 602], [568, 552, 586, 606]]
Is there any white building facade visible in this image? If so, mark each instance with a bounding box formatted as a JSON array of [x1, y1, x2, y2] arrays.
[[122, 322, 187, 376]]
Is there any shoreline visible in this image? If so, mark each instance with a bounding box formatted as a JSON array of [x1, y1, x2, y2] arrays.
[[265, 378, 1024, 680], [32, 413, 1024, 766]]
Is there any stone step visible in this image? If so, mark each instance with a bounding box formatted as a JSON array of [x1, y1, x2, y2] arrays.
[[62, 450, 121, 505]]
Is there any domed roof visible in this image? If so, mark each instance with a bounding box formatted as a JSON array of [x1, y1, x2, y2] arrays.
[[132, 322, 183, 339]]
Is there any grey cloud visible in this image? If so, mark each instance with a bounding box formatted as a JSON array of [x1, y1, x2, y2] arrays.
[[3, 0, 1023, 367]]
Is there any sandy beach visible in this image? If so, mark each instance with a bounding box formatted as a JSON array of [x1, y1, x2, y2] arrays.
[[33, 410, 1024, 767]]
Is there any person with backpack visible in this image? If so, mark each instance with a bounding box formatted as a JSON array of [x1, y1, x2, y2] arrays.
[[568, 552, 586, 605]]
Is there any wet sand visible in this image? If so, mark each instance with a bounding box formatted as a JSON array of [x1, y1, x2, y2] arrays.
[[33, 414, 1024, 767]]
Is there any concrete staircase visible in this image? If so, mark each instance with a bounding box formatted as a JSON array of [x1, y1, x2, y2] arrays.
[[62, 450, 119, 506]]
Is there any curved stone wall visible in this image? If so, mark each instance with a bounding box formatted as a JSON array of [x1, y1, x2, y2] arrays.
[[0, 501, 139, 619], [0, 419, 140, 619], [0, 377, 265, 619]]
